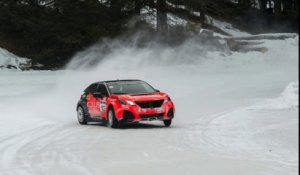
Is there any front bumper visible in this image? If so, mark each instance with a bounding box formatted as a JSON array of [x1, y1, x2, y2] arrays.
[[114, 101, 175, 123]]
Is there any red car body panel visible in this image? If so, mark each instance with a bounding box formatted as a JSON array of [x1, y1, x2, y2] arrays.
[[86, 92, 175, 122]]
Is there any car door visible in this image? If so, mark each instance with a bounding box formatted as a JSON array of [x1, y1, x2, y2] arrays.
[[86, 83, 99, 117], [94, 84, 109, 118]]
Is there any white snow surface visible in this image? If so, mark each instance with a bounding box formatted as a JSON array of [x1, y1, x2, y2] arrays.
[[0, 35, 298, 175], [0, 48, 30, 70]]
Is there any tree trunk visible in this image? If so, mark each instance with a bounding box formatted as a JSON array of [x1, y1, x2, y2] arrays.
[[238, 0, 243, 6], [244, 0, 252, 8], [134, 0, 142, 15], [259, 0, 267, 12], [148, 0, 155, 8], [238, 0, 252, 9], [274, 0, 282, 16], [157, 0, 168, 33], [295, 0, 299, 18], [282, 0, 292, 15], [199, 1, 206, 24], [110, 0, 122, 12]]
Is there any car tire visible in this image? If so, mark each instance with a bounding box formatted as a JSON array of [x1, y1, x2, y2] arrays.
[[107, 108, 119, 128], [163, 119, 172, 127], [77, 106, 87, 125]]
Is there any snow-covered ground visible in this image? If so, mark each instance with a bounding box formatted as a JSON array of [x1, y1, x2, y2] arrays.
[[0, 35, 298, 175], [0, 48, 31, 70]]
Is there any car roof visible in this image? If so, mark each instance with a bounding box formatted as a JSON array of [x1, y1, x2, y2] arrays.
[[95, 79, 143, 84]]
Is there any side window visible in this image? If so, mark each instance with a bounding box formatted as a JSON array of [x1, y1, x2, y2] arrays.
[[84, 83, 98, 93], [97, 84, 109, 96]]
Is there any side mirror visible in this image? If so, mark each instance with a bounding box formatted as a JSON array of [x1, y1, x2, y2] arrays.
[[93, 92, 103, 98], [155, 89, 160, 92]]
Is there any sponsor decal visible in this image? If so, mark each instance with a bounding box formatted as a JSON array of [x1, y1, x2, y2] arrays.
[[100, 99, 106, 112]]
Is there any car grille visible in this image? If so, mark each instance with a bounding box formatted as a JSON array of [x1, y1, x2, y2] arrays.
[[135, 100, 164, 108], [140, 113, 164, 119]]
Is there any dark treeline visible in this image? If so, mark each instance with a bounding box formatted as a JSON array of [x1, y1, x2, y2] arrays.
[[0, 0, 129, 68], [0, 0, 298, 69]]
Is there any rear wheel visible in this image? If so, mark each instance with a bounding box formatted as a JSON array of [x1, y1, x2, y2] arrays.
[[107, 108, 119, 128], [163, 119, 172, 127], [77, 106, 87, 125]]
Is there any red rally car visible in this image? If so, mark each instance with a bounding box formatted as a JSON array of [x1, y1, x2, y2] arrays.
[[76, 80, 175, 128]]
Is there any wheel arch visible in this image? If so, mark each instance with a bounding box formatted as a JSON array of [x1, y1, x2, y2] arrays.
[[77, 102, 89, 117], [76, 103, 82, 110]]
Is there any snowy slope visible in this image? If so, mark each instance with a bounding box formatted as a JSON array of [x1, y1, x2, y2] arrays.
[[0, 48, 31, 70], [0, 34, 298, 175]]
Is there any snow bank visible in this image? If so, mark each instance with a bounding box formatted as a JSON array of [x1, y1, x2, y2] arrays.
[[207, 16, 250, 37], [167, 13, 188, 26], [0, 48, 31, 70], [251, 81, 299, 110]]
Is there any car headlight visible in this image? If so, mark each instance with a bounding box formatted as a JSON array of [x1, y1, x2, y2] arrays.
[[127, 100, 136, 106], [118, 99, 136, 106], [163, 97, 171, 104]]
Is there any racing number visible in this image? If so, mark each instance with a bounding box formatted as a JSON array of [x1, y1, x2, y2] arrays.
[[100, 98, 106, 112]]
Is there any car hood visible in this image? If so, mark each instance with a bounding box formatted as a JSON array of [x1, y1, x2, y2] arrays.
[[113, 92, 168, 102]]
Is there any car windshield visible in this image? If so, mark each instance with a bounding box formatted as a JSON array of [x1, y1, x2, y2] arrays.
[[107, 81, 156, 94]]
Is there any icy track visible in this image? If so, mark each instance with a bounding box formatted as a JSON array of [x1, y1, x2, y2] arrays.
[[0, 35, 298, 175]]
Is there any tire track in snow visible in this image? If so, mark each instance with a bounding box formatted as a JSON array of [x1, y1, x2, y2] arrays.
[[0, 122, 106, 175], [179, 108, 241, 154], [180, 106, 298, 174], [0, 123, 58, 175]]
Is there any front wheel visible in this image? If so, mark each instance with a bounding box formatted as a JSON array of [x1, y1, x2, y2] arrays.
[[163, 119, 172, 127], [107, 108, 119, 128]]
